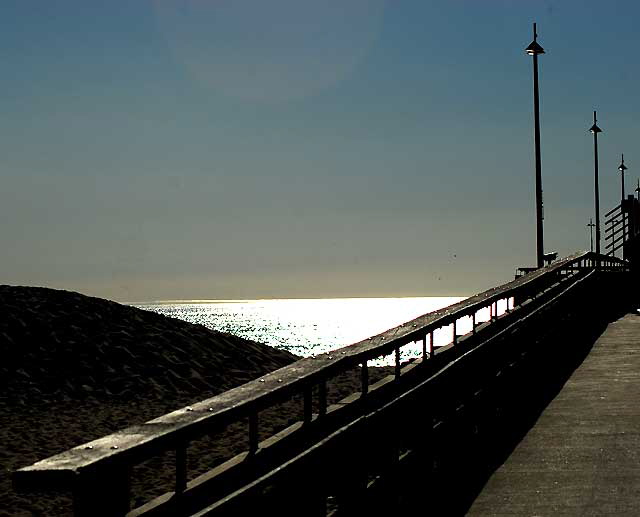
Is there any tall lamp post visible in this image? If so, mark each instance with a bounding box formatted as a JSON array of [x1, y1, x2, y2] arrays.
[[618, 154, 627, 201], [525, 23, 546, 269], [618, 155, 628, 251], [589, 111, 603, 256], [587, 218, 595, 252]]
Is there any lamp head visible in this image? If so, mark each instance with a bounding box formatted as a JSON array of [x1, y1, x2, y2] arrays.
[[589, 110, 602, 134], [525, 41, 545, 55], [525, 23, 545, 55], [619, 154, 628, 171]]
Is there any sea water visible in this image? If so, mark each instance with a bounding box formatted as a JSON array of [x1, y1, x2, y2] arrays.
[[133, 297, 480, 363]]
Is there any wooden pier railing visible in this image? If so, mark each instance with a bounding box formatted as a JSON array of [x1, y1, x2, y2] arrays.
[[605, 194, 640, 259], [13, 252, 630, 516]]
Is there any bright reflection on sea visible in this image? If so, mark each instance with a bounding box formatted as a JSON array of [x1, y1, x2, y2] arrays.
[[133, 297, 475, 366]]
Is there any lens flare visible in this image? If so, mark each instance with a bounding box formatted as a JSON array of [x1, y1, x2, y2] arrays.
[[153, 0, 385, 102]]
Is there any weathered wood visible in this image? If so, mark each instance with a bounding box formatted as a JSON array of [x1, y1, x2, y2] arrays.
[[303, 386, 313, 425], [248, 414, 259, 455], [318, 381, 327, 417], [175, 444, 188, 494], [360, 362, 369, 396]]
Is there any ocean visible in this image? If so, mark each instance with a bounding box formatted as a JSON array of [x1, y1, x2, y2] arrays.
[[133, 297, 475, 364]]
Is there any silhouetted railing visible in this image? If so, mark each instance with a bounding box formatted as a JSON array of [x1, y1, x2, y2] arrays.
[[605, 196, 640, 259], [13, 252, 629, 516], [605, 203, 626, 257]]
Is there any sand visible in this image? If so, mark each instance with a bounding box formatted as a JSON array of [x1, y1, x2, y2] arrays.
[[1, 286, 383, 515]]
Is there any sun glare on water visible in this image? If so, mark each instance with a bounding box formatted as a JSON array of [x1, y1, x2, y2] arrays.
[[134, 297, 492, 364]]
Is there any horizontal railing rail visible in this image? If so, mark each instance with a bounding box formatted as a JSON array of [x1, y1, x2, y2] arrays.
[[606, 233, 625, 249], [604, 218, 624, 234], [13, 251, 629, 516], [605, 203, 622, 218], [604, 205, 628, 257]]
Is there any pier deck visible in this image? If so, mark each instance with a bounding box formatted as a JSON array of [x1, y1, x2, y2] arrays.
[[468, 311, 640, 516]]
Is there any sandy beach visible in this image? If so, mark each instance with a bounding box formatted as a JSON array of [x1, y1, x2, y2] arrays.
[[1, 285, 300, 515], [1, 285, 385, 515]]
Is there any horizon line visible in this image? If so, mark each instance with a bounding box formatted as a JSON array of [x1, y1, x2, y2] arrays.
[[126, 295, 469, 305]]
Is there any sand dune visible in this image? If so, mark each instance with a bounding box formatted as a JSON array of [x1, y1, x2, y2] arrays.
[[1, 285, 299, 516]]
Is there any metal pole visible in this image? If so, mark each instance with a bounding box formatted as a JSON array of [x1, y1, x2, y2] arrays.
[[595, 135, 601, 256], [530, 24, 545, 268], [590, 111, 603, 256], [588, 218, 594, 252], [619, 155, 628, 252]]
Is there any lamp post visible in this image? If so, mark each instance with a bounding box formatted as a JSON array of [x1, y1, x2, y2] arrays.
[[525, 23, 545, 269], [589, 111, 603, 256], [618, 154, 627, 201], [618, 155, 628, 250], [587, 218, 595, 252], [636, 179, 640, 201]]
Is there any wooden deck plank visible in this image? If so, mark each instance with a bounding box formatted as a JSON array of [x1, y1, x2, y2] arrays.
[[467, 312, 640, 516]]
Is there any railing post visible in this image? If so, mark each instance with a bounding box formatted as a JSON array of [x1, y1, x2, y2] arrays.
[[452, 320, 458, 345], [361, 362, 369, 397], [318, 380, 327, 417], [249, 413, 259, 455], [304, 386, 313, 425], [176, 443, 188, 494], [394, 347, 401, 380], [472, 311, 477, 334]]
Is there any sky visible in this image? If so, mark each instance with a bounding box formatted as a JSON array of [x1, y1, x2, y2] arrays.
[[2, 0, 640, 302]]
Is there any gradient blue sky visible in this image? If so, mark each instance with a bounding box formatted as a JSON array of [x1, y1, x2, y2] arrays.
[[2, 1, 640, 301]]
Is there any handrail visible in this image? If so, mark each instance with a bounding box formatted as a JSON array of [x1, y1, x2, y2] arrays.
[[605, 233, 626, 248], [13, 251, 629, 515], [604, 218, 624, 231], [605, 228, 625, 242], [196, 268, 601, 515], [605, 203, 622, 218]]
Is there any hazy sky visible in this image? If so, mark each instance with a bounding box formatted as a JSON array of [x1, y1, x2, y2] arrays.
[[2, 1, 640, 301]]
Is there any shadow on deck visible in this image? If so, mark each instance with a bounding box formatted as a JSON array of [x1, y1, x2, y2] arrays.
[[398, 305, 632, 516]]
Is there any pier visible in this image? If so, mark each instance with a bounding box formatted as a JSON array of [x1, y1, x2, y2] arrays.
[[12, 198, 640, 516], [12, 248, 640, 516]]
